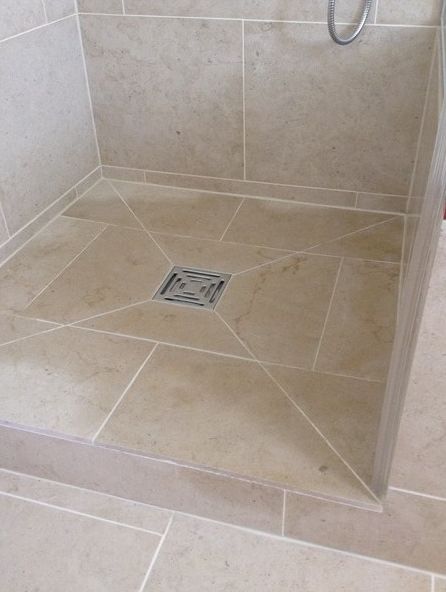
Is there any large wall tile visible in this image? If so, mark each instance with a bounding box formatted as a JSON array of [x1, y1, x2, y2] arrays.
[[81, 15, 244, 178], [78, 0, 123, 13], [0, 18, 98, 234], [43, 0, 76, 21], [0, 0, 45, 41], [245, 23, 434, 194], [377, 0, 442, 25]]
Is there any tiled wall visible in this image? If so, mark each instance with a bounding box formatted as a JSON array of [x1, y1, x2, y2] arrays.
[[0, 1, 99, 261], [80, 0, 440, 202]]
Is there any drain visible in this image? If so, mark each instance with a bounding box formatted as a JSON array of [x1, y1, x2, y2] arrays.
[[154, 267, 231, 309]]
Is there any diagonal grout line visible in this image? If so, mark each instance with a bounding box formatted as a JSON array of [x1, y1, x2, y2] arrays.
[[0, 201, 11, 238], [109, 181, 175, 267], [0, 325, 63, 349], [23, 224, 108, 311], [231, 252, 296, 277], [40, 0, 48, 22], [219, 197, 245, 241], [137, 514, 174, 592], [92, 345, 159, 443], [389, 486, 446, 503], [303, 215, 400, 254], [242, 19, 247, 181], [281, 490, 287, 536], [65, 296, 156, 327], [311, 257, 344, 371]]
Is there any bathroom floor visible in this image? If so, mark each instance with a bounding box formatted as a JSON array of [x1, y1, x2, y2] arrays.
[[0, 179, 403, 505]]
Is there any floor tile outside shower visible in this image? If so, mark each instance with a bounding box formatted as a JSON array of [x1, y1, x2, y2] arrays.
[[0, 178, 402, 506]]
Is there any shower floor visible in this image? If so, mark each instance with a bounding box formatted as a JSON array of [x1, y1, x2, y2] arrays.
[[0, 178, 403, 508]]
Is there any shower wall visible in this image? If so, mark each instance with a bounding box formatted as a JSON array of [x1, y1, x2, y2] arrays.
[[80, 0, 439, 209], [0, 1, 99, 262]]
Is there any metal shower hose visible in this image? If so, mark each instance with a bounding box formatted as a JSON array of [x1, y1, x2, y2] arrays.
[[328, 0, 374, 45]]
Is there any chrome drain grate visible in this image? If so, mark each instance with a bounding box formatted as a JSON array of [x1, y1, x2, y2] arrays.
[[153, 267, 231, 309]]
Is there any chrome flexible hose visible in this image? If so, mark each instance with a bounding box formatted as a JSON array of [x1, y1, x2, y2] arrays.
[[328, 0, 374, 45]]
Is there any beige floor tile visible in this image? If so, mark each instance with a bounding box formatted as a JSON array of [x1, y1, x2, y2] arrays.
[[24, 226, 171, 323], [315, 259, 399, 381], [112, 180, 242, 239], [152, 232, 292, 274], [218, 254, 340, 367], [436, 579, 446, 592], [265, 365, 385, 483], [0, 469, 171, 534], [0, 494, 159, 592], [309, 216, 404, 262], [285, 488, 446, 574], [223, 196, 393, 251], [0, 217, 104, 313], [391, 227, 446, 496], [64, 179, 142, 228], [77, 300, 252, 358], [98, 345, 372, 503], [0, 326, 154, 439], [145, 515, 430, 592], [0, 312, 58, 345]]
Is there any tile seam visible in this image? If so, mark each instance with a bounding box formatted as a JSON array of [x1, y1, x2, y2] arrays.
[[137, 515, 174, 592]]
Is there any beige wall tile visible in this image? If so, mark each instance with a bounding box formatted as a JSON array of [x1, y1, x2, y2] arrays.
[[1, 494, 160, 592], [0, 217, 104, 313], [357, 194, 409, 214], [315, 259, 399, 381], [102, 165, 145, 182], [24, 226, 171, 323], [377, 0, 442, 25], [0, 469, 171, 533], [81, 15, 244, 178], [245, 23, 434, 194], [0, 425, 284, 533], [146, 514, 430, 591], [78, 0, 123, 13], [97, 345, 373, 502], [0, 0, 45, 40], [285, 488, 446, 574], [0, 327, 154, 438], [0, 18, 99, 234], [44, 0, 75, 21]]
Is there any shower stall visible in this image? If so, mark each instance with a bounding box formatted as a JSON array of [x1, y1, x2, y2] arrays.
[[0, 0, 444, 533]]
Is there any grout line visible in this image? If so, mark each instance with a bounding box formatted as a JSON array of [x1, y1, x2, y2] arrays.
[[76, 13, 102, 166], [62, 212, 145, 232], [432, 575, 436, 592], [389, 486, 446, 503], [281, 490, 286, 536], [66, 296, 155, 326], [137, 515, 174, 592], [109, 181, 175, 266], [242, 20, 247, 181], [311, 257, 344, 371], [92, 345, 159, 442], [0, 489, 164, 536], [0, 13, 74, 44], [22, 224, 107, 310], [354, 192, 359, 208], [0, 325, 63, 349], [231, 252, 296, 276], [122, 0, 126, 15], [219, 198, 245, 240], [396, 214, 407, 325], [0, 201, 11, 238], [40, 0, 49, 22], [103, 180, 145, 230], [373, 0, 379, 23]]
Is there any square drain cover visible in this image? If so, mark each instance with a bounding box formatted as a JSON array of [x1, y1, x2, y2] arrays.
[[154, 267, 231, 309]]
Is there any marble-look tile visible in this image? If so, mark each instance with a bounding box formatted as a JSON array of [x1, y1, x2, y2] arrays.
[[0, 0, 45, 40], [308, 216, 404, 262], [0, 18, 98, 234], [140, 170, 358, 208], [223, 199, 392, 251], [391, 228, 446, 497], [357, 194, 409, 214], [315, 259, 400, 381], [0, 313, 58, 345], [77, 301, 252, 357], [0, 327, 154, 438], [377, 0, 442, 25], [65, 180, 142, 228], [0, 470, 171, 533], [265, 366, 385, 482], [78, 0, 123, 13], [126, 0, 376, 23], [0, 425, 285, 534], [44, 0, 75, 20], [145, 515, 430, 592], [153, 233, 292, 273], [285, 489, 446, 574], [112, 181, 242, 239], [81, 15, 243, 178], [0, 494, 160, 592], [0, 217, 104, 313], [245, 23, 434, 194], [98, 345, 372, 502], [24, 226, 170, 323], [218, 254, 341, 367]]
